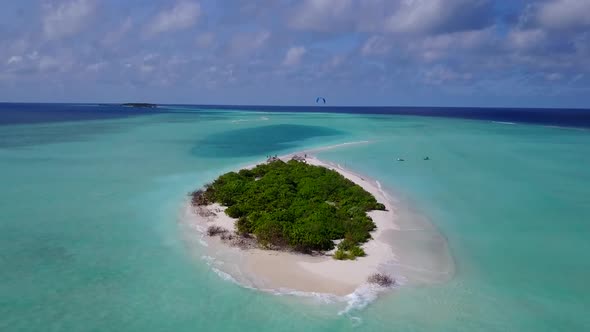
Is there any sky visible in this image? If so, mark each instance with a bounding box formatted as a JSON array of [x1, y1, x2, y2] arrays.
[[0, 0, 589, 108]]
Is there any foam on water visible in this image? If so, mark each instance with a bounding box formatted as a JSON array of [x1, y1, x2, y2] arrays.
[[376, 180, 393, 202], [230, 116, 271, 124], [267, 281, 398, 318], [339, 284, 387, 315], [211, 267, 240, 284], [268, 288, 339, 304]]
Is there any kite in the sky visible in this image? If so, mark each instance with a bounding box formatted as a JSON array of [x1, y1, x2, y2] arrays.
[[316, 97, 326, 104]]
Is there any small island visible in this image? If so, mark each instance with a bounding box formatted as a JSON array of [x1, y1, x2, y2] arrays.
[[190, 157, 386, 260], [187, 152, 400, 295], [121, 103, 158, 108]]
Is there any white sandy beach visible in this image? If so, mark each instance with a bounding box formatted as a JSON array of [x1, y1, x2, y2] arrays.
[[186, 149, 401, 296]]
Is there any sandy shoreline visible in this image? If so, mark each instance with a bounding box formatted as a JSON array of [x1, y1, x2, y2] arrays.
[[186, 149, 400, 296]]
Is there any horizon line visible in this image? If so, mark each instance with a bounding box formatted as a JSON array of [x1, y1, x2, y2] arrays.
[[1, 101, 589, 111]]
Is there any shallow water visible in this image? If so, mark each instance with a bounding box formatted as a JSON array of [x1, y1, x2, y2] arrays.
[[1, 105, 589, 331]]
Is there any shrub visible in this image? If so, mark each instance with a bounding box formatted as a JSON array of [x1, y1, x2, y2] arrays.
[[334, 249, 352, 260], [334, 244, 365, 260], [344, 229, 371, 244], [236, 216, 251, 235], [229, 236, 255, 249], [189, 189, 209, 206], [220, 232, 234, 241], [255, 219, 286, 248], [225, 205, 244, 218], [374, 203, 386, 211], [238, 169, 255, 178], [367, 273, 394, 287], [207, 226, 228, 237], [337, 238, 355, 251], [349, 245, 366, 258]]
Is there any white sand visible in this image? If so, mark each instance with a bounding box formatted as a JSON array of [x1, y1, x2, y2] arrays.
[[189, 151, 400, 296]]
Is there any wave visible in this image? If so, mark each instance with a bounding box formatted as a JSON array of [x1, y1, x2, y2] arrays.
[[202, 255, 240, 285], [492, 121, 516, 125], [262, 279, 395, 317], [339, 284, 384, 315], [212, 267, 240, 284], [268, 288, 339, 304], [231, 116, 271, 124]]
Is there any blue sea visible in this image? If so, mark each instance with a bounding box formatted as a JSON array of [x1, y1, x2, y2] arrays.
[[1, 103, 589, 331]]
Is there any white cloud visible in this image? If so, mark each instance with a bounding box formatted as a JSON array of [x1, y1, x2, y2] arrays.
[[6, 56, 23, 65], [422, 28, 494, 50], [38, 55, 60, 72], [196, 32, 215, 48], [361, 36, 392, 56], [507, 29, 546, 51], [406, 28, 496, 61], [86, 61, 108, 72], [42, 0, 96, 40], [228, 31, 271, 57], [289, 0, 355, 32], [140, 64, 155, 74], [146, 1, 201, 35], [102, 17, 133, 46], [282, 46, 307, 66], [289, 0, 492, 35], [385, 0, 444, 34], [27, 52, 40, 61], [143, 53, 159, 62], [328, 55, 344, 68], [422, 65, 472, 85], [536, 0, 590, 31], [545, 72, 563, 81], [384, 0, 491, 35], [571, 73, 584, 83]]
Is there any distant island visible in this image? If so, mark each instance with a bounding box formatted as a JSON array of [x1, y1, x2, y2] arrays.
[[190, 157, 386, 260], [121, 103, 158, 108]]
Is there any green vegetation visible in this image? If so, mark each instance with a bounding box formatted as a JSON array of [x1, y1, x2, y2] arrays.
[[334, 249, 353, 260], [191, 159, 385, 255], [334, 240, 367, 260], [350, 245, 366, 258]]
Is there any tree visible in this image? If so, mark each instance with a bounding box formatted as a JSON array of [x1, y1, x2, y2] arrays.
[[197, 160, 384, 254]]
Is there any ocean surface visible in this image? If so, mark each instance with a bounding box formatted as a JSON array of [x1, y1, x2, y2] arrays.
[[1, 103, 589, 331]]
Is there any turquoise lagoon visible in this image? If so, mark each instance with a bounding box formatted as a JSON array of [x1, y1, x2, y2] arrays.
[[1, 107, 589, 331]]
